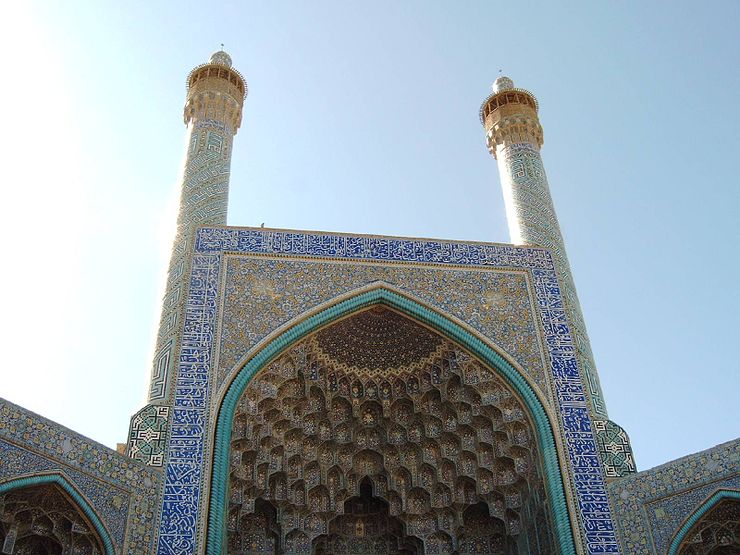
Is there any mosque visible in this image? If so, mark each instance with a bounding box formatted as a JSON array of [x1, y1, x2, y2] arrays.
[[0, 50, 737, 554]]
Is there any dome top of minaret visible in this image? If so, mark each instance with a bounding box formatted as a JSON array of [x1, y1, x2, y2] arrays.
[[479, 75, 539, 125], [185, 47, 247, 102], [209, 49, 233, 68], [492, 75, 515, 93]]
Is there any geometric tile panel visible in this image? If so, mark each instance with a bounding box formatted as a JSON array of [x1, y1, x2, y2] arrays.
[[156, 227, 620, 554], [594, 419, 637, 478], [127, 403, 171, 467]]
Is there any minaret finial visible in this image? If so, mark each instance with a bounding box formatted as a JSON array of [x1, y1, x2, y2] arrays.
[[492, 75, 515, 93], [209, 48, 233, 68]]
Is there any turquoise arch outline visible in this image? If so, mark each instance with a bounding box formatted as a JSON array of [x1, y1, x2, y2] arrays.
[[0, 472, 115, 555], [206, 287, 577, 554], [668, 488, 740, 554]]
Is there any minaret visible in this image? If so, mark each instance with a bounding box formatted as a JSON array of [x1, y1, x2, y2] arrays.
[[480, 76, 607, 418], [480, 77, 636, 477], [148, 50, 247, 403]]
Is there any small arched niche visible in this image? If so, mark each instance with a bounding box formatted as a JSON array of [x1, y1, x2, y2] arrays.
[[0, 482, 106, 555], [677, 496, 740, 554]]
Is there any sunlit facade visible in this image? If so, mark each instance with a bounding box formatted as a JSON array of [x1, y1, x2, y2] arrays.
[[0, 51, 737, 555]]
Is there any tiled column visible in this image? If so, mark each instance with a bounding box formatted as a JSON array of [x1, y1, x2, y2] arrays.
[[481, 77, 635, 477], [127, 50, 246, 467]]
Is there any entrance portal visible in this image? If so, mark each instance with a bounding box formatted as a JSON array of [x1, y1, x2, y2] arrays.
[[226, 306, 555, 553]]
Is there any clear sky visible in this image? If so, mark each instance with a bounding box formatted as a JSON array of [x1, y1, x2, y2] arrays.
[[1, 1, 738, 471]]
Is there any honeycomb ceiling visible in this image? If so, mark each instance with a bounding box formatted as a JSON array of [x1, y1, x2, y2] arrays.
[[227, 308, 554, 552], [311, 306, 443, 377]]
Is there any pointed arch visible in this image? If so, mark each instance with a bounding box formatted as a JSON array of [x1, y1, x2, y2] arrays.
[[206, 284, 577, 554], [0, 472, 115, 555], [669, 488, 740, 555]]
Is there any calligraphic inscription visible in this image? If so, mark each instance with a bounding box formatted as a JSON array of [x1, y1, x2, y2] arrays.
[[156, 228, 619, 554]]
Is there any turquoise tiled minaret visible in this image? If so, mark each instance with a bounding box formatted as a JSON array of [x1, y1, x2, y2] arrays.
[[481, 76, 636, 477], [148, 49, 247, 403], [127, 50, 247, 466]]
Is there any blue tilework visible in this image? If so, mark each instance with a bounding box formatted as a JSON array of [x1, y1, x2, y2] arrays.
[[157, 227, 619, 554], [196, 228, 554, 270]]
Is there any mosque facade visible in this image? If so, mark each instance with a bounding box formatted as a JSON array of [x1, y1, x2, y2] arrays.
[[0, 51, 737, 554]]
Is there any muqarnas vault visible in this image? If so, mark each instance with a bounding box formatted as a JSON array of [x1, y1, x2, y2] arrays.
[[1, 50, 738, 555]]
